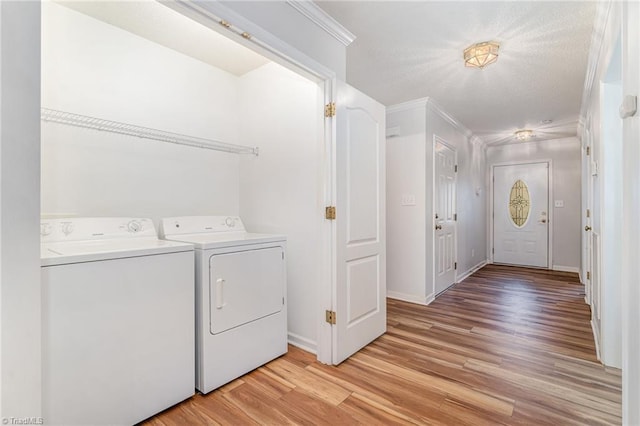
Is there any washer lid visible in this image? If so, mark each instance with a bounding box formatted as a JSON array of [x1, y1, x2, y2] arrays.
[[163, 232, 286, 250], [40, 217, 193, 266], [41, 238, 193, 266]]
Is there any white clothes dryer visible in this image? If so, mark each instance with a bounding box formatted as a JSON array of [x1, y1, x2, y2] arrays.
[[41, 217, 195, 425], [160, 216, 287, 394]]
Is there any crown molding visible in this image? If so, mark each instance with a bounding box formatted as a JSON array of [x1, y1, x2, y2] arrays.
[[578, 0, 613, 136], [425, 98, 474, 140], [287, 1, 356, 46], [386, 97, 486, 147], [386, 96, 432, 114]]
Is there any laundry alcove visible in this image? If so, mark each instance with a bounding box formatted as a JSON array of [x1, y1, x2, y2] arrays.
[[41, 1, 324, 353]]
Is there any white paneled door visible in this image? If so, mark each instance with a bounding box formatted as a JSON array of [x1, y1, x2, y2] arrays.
[[333, 80, 386, 364], [434, 139, 457, 295], [493, 163, 549, 268]]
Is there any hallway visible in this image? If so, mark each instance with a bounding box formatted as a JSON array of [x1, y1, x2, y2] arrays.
[[145, 265, 621, 425]]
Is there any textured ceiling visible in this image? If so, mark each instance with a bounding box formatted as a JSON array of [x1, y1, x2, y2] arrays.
[[57, 1, 269, 77], [316, 1, 598, 145]]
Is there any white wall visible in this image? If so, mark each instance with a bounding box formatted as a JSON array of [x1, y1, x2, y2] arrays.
[[622, 2, 640, 425], [579, 0, 624, 370], [386, 105, 428, 303], [621, 2, 640, 423], [386, 99, 487, 304], [487, 138, 582, 271], [0, 1, 42, 418], [41, 2, 240, 223], [238, 63, 322, 352]]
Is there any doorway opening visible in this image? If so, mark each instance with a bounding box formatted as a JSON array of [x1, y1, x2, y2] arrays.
[[41, 0, 333, 361]]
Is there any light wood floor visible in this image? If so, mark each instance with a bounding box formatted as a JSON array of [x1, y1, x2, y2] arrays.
[[144, 264, 621, 425]]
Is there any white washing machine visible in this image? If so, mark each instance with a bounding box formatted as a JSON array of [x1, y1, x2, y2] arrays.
[[160, 216, 287, 394], [41, 217, 195, 426]]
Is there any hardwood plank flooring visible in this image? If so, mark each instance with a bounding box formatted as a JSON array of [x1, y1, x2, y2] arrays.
[[143, 264, 621, 425]]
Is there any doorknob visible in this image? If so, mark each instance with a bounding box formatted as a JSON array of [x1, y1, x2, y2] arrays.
[[539, 219, 547, 224], [435, 224, 442, 230], [585, 225, 592, 231]]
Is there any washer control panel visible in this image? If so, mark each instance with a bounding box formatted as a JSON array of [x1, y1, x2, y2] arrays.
[[40, 218, 156, 243], [160, 216, 246, 237]]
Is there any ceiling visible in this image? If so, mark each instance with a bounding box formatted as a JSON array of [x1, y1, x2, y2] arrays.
[[57, 1, 269, 77], [316, 1, 598, 145]]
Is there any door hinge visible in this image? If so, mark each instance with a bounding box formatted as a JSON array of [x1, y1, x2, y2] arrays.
[[324, 102, 336, 118], [492, 247, 494, 254], [587, 271, 591, 280], [454, 165, 458, 173], [454, 262, 457, 270], [325, 206, 336, 220], [454, 213, 457, 221], [325, 310, 336, 325], [586, 209, 590, 218], [586, 146, 590, 156]]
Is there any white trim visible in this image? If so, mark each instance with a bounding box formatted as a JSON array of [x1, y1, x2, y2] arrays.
[[592, 320, 602, 362], [286, 1, 355, 46], [552, 265, 580, 274], [165, 1, 336, 81], [387, 97, 475, 140], [489, 160, 553, 268], [456, 260, 487, 284], [485, 136, 580, 151], [427, 100, 474, 140], [386, 96, 432, 114], [578, 0, 613, 137], [287, 332, 317, 355], [387, 291, 434, 306]]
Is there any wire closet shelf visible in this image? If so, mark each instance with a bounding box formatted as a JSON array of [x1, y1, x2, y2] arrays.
[[41, 108, 259, 156]]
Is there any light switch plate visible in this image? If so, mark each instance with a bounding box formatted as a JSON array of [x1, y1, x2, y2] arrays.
[[401, 194, 416, 206]]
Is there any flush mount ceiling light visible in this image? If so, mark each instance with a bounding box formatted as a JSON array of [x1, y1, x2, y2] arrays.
[[463, 41, 500, 69], [515, 129, 534, 141]]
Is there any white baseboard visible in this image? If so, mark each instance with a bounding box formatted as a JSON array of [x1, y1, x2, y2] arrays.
[[552, 265, 580, 274], [387, 291, 434, 306], [287, 332, 317, 355], [591, 320, 601, 362], [456, 260, 487, 284]]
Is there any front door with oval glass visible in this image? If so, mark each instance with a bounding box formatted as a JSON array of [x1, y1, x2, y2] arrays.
[[493, 162, 549, 268]]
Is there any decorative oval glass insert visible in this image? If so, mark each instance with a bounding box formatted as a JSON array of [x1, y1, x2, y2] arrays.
[[509, 180, 530, 227]]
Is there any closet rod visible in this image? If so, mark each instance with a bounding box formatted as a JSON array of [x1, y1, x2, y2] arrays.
[[41, 108, 259, 156]]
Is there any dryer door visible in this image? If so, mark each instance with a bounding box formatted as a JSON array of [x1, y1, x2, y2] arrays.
[[209, 246, 285, 334]]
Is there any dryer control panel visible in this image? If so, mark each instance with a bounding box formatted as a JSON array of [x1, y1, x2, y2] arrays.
[[160, 216, 246, 237], [40, 217, 156, 243]]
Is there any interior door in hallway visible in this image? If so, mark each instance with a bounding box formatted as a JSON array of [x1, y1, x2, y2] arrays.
[[333, 80, 386, 364], [434, 139, 456, 295], [493, 162, 549, 268]]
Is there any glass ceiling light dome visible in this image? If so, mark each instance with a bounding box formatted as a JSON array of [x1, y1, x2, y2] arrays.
[[464, 41, 500, 69], [515, 129, 534, 141]]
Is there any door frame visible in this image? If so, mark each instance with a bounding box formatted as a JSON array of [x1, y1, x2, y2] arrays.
[[432, 135, 458, 291], [489, 160, 553, 269], [582, 119, 593, 303], [164, 1, 337, 363]]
